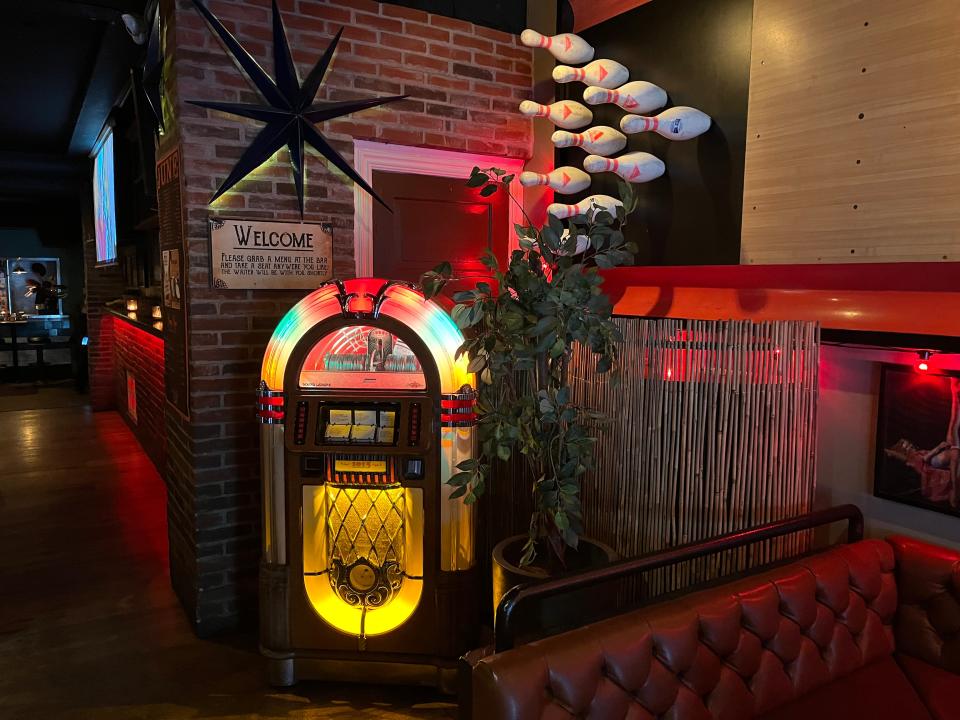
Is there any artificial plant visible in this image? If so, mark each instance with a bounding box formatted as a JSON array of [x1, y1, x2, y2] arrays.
[[421, 167, 638, 567]]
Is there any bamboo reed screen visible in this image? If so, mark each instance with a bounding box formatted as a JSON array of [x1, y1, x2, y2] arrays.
[[570, 317, 820, 596]]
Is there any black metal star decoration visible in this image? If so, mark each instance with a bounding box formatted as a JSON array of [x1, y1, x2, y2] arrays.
[[188, 0, 406, 215]]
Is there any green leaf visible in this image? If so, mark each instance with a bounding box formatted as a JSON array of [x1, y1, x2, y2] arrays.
[[451, 303, 477, 329], [528, 315, 557, 336], [449, 485, 468, 499], [479, 184, 498, 197], [467, 354, 486, 373], [501, 174, 514, 184], [447, 471, 472, 486], [496, 444, 511, 461], [466, 172, 489, 187]]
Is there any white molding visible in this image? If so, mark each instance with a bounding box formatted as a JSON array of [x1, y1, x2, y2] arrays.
[[352, 139, 526, 278]]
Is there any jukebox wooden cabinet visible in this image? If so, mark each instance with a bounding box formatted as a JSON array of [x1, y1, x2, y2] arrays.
[[257, 279, 478, 687]]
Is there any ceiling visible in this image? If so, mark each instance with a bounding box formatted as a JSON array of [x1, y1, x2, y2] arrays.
[[0, 0, 521, 204], [0, 0, 147, 200]]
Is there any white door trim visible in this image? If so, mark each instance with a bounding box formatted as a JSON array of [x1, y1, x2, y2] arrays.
[[352, 139, 526, 277]]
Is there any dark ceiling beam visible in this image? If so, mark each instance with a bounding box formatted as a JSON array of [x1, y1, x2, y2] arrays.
[[68, 15, 141, 156], [6, 1, 124, 22]]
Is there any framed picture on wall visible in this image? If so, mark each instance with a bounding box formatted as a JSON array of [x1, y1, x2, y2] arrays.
[[875, 364, 960, 517], [5, 258, 63, 317]]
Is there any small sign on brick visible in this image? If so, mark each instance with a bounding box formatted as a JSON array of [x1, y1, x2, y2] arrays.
[[209, 217, 333, 290]]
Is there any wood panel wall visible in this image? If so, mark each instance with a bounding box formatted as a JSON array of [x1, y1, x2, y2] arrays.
[[741, 0, 960, 264], [571, 317, 819, 595]]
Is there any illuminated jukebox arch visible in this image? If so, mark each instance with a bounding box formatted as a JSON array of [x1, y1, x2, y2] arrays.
[[258, 278, 478, 686]]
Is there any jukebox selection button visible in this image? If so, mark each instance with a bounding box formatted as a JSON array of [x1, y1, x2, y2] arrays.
[[293, 401, 309, 445], [408, 403, 422, 446], [348, 562, 377, 592], [403, 458, 424, 480]]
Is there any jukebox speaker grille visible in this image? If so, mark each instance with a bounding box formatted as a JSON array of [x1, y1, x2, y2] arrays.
[[326, 486, 406, 608]]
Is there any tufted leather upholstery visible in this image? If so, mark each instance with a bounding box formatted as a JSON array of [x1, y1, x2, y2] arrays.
[[473, 540, 898, 719], [889, 535, 960, 674]]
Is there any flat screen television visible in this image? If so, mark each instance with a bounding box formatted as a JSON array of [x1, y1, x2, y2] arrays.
[[93, 128, 117, 265]]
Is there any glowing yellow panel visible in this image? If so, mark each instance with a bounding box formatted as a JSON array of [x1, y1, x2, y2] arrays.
[[334, 459, 387, 473]]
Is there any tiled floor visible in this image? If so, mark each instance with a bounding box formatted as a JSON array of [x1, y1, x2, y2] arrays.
[[0, 390, 457, 719]]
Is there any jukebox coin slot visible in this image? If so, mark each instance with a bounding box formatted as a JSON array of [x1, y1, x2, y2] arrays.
[[301, 455, 326, 476]]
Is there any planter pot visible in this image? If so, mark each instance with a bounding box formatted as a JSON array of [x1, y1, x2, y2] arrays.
[[491, 534, 618, 642]]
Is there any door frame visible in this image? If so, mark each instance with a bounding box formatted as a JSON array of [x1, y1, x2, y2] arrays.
[[352, 139, 526, 277]]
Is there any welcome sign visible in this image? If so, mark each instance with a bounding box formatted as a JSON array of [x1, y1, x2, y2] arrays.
[[209, 217, 333, 289]]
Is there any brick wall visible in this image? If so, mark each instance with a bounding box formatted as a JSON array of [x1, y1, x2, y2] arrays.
[[160, 0, 533, 633], [81, 190, 126, 411], [113, 315, 167, 470]]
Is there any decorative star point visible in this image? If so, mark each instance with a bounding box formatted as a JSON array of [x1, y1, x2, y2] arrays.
[[189, 0, 405, 216]]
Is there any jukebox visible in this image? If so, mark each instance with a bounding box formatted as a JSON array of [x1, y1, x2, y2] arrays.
[[257, 279, 478, 687]]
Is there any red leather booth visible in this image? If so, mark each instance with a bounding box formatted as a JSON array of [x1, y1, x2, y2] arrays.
[[471, 534, 960, 719]]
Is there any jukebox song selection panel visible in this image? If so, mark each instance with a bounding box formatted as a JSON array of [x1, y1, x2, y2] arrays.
[[321, 405, 398, 445]]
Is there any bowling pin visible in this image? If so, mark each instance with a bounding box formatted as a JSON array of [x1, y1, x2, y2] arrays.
[[519, 100, 592, 130], [551, 126, 627, 156], [584, 152, 665, 183], [547, 194, 623, 219], [583, 81, 667, 114], [559, 228, 590, 255], [519, 166, 591, 194], [552, 59, 629, 89], [520, 29, 594, 64], [620, 106, 712, 140]]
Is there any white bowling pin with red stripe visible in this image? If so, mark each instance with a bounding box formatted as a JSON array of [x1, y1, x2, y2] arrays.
[[520, 29, 594, 64], [620, 107, 712, 140], [583, 81, 667, 114], [519, 100, 592, 130], [519, 166, 591, 194], [551, 126, 627, 156], [584, 152, 665, 183], [552, 59, 628, 89], [547, 194, 623, 219], [559, 228, 590, 255]]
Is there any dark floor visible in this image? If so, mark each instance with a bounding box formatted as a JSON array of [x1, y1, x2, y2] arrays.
[[0, 389, 457, 719]]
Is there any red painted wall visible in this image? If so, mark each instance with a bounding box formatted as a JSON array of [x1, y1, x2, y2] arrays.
[[112, 315, 166, 472]]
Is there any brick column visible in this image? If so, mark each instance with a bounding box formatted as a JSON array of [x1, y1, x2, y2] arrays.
[[160, 0, 532, 634], [81, 188, 125, 411]]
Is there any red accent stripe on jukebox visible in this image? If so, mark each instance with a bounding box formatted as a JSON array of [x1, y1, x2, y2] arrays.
[[440, 389, 477, 426], [257, 387, 285, 424]]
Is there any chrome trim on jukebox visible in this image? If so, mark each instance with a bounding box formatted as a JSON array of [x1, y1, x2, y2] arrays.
[[259, 387, 287, 564], [258, 383, 285, 424]]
